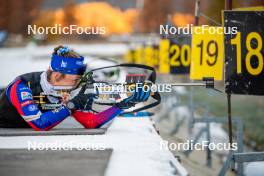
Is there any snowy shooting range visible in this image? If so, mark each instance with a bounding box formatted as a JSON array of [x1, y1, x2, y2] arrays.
[[0, 1, 264, 176]]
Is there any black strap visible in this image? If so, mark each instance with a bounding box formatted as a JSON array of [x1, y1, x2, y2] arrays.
[[122, 91, 161, 114], [93, 91, 161, 114]]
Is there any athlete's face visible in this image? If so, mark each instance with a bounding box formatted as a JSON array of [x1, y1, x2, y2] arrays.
[[52, 72, 81, 87]]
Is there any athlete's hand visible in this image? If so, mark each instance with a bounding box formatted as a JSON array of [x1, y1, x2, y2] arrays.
[[66, 87, 97, 110], [124, 85, 151, 103], [62, 92, 70, 104], [116, 84, 150, 109]]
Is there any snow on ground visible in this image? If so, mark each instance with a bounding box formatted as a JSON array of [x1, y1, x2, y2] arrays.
[[0, 117, 188, 176]]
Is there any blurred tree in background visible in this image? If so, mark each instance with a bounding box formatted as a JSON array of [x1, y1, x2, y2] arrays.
[[63, 0, 77, 26], [138, 0, 173, 33], [0, 0, 42, 34], [0, 0, 263, 35]]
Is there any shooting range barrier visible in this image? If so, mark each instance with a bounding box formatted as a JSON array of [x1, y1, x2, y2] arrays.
[[0, 149, 112, 176], [0, 128, 106, 137], [0, 116, 107, 136]]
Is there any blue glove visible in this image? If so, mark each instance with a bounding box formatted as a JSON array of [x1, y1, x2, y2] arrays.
[[124, 86, 150, 103], [116, 85, 151, 109]]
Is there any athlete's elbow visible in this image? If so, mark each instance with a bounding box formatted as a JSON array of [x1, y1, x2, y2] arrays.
[[28, 122, 51, 131], [35, 127, 50, 131], [30, 125, 48, 131]]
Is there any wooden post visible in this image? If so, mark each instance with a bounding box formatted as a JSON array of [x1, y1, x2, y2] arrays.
[[225, 0, 233, 145]]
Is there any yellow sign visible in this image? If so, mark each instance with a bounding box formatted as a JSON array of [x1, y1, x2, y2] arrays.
[[159, 39, 170, 74], [134, 47, 144, 64], [190, 26, 224, 80], [144, 46, 155, 67], [124, 50, 134, 63], [233, 6, 264, 11]]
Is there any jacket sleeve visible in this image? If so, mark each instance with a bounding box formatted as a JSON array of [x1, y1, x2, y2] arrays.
[[6, 79, 70, 131], [72, 107, 122, 129]]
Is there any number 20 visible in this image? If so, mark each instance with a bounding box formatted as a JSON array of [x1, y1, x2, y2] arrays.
[[170, 44, 191, 67]]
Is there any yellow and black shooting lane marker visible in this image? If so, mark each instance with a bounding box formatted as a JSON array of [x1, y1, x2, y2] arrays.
[[224, 10, 264, 95], [222, 4, 264, 148], [144, 43, 159, 68], [124, 36, 191, 75], [159, 36, 191, 75], [124, 48, 136, 63], [219, 9, 264, 175], [169, 37, 191, 74], [158, 39, 170, 74], [190, 26, 224, 81]]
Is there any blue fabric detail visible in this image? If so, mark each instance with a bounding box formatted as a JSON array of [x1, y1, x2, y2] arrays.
[[30, 106, 70, 129], [51, 54, 86, 75], [140, 89, 145, 100], [143, 90, 150, 101], [57, 46, 70, 55], [136, 88, 141, 99], [7, 80, 70, 130]]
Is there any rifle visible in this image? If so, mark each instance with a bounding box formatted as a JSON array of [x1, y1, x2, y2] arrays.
[[76, 63, 219, 114]]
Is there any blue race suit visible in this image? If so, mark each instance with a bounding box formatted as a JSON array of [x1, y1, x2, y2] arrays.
[[4, 79, 70, 131], [0, 72, 122, 130]]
